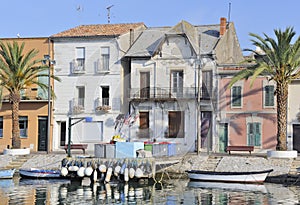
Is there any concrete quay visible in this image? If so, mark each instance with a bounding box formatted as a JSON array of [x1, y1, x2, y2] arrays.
[[0, 152, 299, 185]]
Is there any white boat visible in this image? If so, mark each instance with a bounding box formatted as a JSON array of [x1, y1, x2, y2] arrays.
[[0, 169, 15, 179], [186, 169, 273, 184]]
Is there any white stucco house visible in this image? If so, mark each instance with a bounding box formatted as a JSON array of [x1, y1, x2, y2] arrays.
[[123, 18, 244, 154], [50, 23, 146, 153]]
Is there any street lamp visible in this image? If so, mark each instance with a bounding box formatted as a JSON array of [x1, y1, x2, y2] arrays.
[[67, 116, 93, 157], [43, 54, 55, 154]]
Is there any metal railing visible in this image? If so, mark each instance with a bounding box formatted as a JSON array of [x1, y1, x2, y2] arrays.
[[129, 87, 211, 100]]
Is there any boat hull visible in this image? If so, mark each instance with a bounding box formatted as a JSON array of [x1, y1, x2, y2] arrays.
[[0, 169, 15, 179], [186, 169, 273, 184], [19, 168, 63, 179]]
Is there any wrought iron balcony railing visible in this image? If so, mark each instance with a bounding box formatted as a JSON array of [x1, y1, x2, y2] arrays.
[[129, 87, 211, 100]]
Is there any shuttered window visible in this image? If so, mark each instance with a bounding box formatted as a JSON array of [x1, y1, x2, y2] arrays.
[[264, 85, 274, 106], [101, 47, 110, 71], [231, 86, 242, 107], [247, 122, 261, 146]]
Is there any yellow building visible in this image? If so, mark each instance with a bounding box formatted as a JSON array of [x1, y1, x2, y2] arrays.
[[0, 37, 54, 152]]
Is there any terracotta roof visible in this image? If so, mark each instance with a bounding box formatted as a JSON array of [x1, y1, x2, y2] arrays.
[[51, 23, 145, 38]]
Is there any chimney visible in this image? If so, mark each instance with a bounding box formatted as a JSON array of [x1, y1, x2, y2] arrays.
[[220, 17, 227, 36]]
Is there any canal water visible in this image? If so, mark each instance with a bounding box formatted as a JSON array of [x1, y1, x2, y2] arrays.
[[0, 177, 300, 204]]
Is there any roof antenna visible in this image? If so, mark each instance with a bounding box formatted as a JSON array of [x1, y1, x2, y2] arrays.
[[228, 2, 231, 23], [107, 5, 114, 24]]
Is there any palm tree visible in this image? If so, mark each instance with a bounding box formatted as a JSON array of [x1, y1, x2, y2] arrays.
[[0, 41, 60, 149], [229, 27, 300, 151]]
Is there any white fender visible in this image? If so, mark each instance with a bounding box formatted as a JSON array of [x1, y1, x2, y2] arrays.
[[99, 164, 107, 173], [60, 167, 68, 177], [129, 167, 135, 179], [84, 167, 93, 176], [77, 167, 85, 177], [93, 170, 98, 182], [124, 168, 129, 182], [105, 167, 113, 183]]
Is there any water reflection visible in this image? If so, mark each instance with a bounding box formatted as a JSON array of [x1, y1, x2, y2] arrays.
[[0, 177, 299, 204]]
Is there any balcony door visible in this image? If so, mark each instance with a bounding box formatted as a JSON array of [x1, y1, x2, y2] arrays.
[[171, 70, 183, 97], [140, 72, 150, 98]]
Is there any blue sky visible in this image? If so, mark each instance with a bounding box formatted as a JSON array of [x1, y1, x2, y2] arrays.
[[1, 0, 299, 51]]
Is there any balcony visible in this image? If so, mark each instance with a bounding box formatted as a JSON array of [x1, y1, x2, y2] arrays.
[[72, 98, 85, 114], [129, 87, 211, 101], [71, 59, 85, 74], [95, 97, 111, 113], [95, 59, 110, 73]]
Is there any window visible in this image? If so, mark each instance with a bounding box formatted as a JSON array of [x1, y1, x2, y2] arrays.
[[202, 71, 212, 99], [77, 86, 85, 108], [101, 47, 110, 71], [264, 85, 274, 106], [167, 111, 184, 138], [37, 70, 48, 100], [0, 117, 3, 138], [75, 47, 85, 71], [247, 122, 261, 146], [20, 116, 28, 138], [101, 86, 110, 106], [171, 70, 183, 97], [231, 86, 242, 107], [138, 112, 149, 138], [140, 72, 150, 98]]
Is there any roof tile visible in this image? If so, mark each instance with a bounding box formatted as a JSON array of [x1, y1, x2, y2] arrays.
[[51, 23, 145, 37]]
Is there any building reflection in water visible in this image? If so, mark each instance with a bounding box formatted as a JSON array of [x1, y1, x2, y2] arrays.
[[0, 178, 299, 204]]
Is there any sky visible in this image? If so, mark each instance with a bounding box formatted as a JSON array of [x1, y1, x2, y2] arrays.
[[1, 0, 299, 52]]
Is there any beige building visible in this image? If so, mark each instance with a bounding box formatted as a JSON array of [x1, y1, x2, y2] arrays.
[[0, 37, 54, 152]]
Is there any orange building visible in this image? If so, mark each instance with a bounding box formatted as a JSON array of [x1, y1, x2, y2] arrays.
[[0, 37, 55, 152]]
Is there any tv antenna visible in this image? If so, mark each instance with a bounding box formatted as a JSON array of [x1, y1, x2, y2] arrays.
[[228, 2, 231, 23], [107, 5, 114, 24]]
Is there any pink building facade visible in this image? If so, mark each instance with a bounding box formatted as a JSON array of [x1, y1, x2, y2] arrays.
[[217, 67, 277, 153]]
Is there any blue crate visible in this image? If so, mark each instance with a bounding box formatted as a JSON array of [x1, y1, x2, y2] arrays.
[[115, 142, 144, 158]]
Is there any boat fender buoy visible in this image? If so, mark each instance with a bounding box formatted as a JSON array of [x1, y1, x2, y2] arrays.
[[114, 165, 121, 176], [77, 167, 85, 177], [99, 164, 107, 173], [93, 170, 98, 182], [105, 167, 113, 183], [61, 167, 68, 176], [129, 167, 135, 179], [84, 167, 93, 176], [124, 168, 129, 182], [135, 168, 143, 178]]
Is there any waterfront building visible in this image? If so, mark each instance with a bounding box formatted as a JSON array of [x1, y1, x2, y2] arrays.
[[50, 23, 146, 153], [0, 37, 54, 152]]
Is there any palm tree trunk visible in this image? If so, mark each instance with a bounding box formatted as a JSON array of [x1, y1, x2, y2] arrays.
[[276, 82, 288, 151], [10, 92, 21, 149]]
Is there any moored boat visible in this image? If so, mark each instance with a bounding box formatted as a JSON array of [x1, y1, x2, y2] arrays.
[[19, 168, 64, 179], [0, 169, 15, 179], [186, 169, 273, 184]]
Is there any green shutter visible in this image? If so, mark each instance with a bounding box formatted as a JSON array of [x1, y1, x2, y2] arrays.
[[254, 123, 261, 146], [265, 85, 274, 106], [232, 86, 241, 107], [248, 122, 261, 146]]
